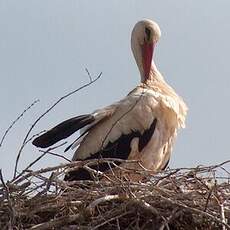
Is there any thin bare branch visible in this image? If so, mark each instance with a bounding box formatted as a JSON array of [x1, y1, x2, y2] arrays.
[[0, 99, 39, 147], [12, 141, 67, 183], [38, 149, 71, 162], [13, 71, 102, 178], [101, 90, 144, 150], [0, 170, 15, 228]]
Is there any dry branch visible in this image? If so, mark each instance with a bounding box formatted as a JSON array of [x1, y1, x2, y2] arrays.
[[0, 99, 39, 147]]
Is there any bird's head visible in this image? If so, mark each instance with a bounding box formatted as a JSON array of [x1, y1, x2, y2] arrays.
[[131, 19, 161, 82]]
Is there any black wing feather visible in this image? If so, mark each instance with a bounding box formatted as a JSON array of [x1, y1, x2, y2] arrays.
[[138, 118, 157, 151], [32, 114, 95, 148], [64, 118, 157, 181], [64, 122, 99, 152]]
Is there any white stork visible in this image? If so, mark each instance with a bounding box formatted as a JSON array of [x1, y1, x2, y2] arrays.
[[33, 19, 187, 181]]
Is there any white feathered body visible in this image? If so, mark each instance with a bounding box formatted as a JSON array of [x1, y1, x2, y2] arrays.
[[73, 70, 187, 173]]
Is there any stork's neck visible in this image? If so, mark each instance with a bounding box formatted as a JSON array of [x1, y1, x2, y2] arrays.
[[135, 43, 160, 83], [141, 61, 164, 84], [131, 38, 162, 83]]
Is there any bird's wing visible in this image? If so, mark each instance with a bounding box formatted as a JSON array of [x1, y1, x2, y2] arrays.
[[64, 105, 117, 151], [32, 105, 116, 148], [73, 90, 158, 161]]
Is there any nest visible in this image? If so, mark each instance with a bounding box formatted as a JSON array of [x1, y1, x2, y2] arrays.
[[0, 73, 229, 229], [0, 159, 229, 230]]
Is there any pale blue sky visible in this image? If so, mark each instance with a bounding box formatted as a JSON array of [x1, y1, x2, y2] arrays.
[[1, 1, 230, 179]]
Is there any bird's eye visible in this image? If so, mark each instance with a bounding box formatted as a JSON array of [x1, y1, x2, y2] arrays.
[[145, 27, 151, 41]]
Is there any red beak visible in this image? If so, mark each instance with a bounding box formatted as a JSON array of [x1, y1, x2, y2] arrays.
[[142, 42, 154, 80]]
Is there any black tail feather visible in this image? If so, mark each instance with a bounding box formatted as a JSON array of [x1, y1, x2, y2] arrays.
[[32, 114, 95, 148]]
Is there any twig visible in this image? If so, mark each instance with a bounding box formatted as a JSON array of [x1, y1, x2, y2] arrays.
[[159, 208, 181, 230], [85, 67, 92, 82], [29, 214, 81, 230], [12, 142, 67, 183], [220, 203, 227, 230], [87, 194, 120, 212], [13, 70, 102, 178], [38, 149, 71, 162], [0, 99, 39, 147], [101, 90, 144, 150], [13, 158, 138, 182], [30, 195, 120, 230], [92, 211, 132, 230], [131, 198, 159, 216], [204, 185, 214, 212], [0, 170, 15, 228]]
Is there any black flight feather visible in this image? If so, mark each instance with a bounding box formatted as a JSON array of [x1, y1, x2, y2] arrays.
[[64, 122, 98, 152], [32, 114, 95, 148]]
